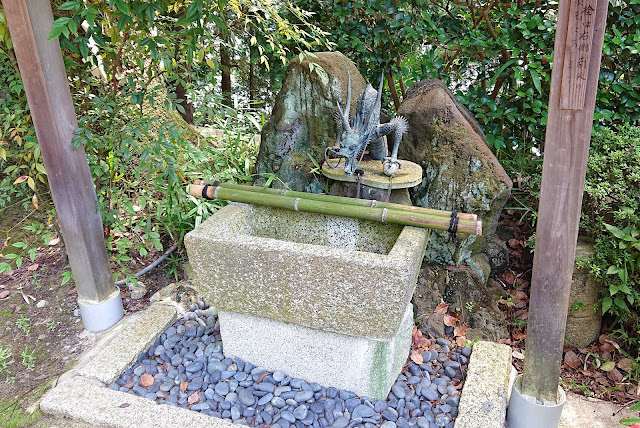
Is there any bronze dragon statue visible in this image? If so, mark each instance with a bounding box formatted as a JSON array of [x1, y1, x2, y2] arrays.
[[324, 72, 408, 177]]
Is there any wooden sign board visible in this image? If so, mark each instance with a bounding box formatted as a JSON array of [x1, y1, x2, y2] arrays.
[[560, 0, 598, 110]]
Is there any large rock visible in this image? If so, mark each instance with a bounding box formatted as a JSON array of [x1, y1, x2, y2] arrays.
[[256, 52, 366, 192], [397, 79, 512, 267]]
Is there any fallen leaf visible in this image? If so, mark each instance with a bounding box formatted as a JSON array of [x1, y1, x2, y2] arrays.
[[453, 323, 468, 337], [67, 288, 77, 295], [513, 332, 526, 340], [0, 290, 9, 299], [455, 336, 466, 347], [564, 350, 581, 369], [619, 358, 634, 372], [188, 391, 199, 405], [434, 302, 448, 314], [180, 381, 188, 392], [512, 350, 525, 360], [508, 238, 520, 248], [257, 371, 269, 383], [410, 352, 423, 365], [607, 368, 623, 382], [512, 290, 528, 300], [27, 264, 39, 271], [499, 338, 511, 345], [600, 342, 616, 352], [601, 360, 616, 372], [48, 237, 60, 246], [119, 403, 130, 408], [503, 271, 516, 284], [140, 373, 154, 387], [125, 379, 134, 389], [13, 175, 28, 184], [443, 312, 459, 327]]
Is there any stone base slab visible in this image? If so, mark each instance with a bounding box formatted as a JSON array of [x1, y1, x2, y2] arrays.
[[219, 303, 414, 401]]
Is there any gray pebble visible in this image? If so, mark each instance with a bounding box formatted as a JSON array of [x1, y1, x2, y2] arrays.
[[294, 390, 314, 402], [436, 338, 451, 347], [332, 416, 350, 428], [215, 382, 229, 396], [381, 422, 397, 428]]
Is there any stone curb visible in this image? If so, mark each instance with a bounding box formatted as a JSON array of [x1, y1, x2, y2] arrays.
[[40, 304, 513, 428], [454, 340, 512, 428], [75, 303, 178, 384]]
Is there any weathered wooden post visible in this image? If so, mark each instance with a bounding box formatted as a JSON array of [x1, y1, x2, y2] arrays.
[[2, 0, 122, 331], [521, 0, 608, 404]]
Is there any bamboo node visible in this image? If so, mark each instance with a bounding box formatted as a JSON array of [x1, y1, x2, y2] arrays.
[[294, 197, 301, 211], [214, 186, 221, 200], [381, 208, 388, 223]]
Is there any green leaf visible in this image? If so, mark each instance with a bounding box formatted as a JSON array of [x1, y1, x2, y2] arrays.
[[629, 402, 640, 411], [604, 223, 625, 239], [530, 69, 542, 95], [600, 360, 615, 372], [620, 416, 640, 425], [114, 0, 129, 15], [606, 265, 619, 275], [615, 296, 630, 312], [602, 296, 612, 313], [58, 1, 79, 11], [487, 59, 518, 92]]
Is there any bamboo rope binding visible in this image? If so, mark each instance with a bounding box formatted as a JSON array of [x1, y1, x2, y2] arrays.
[[190, 182, 482, 236]]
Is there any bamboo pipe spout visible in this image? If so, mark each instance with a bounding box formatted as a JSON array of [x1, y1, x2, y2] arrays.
[[190, 182, 482, 236]]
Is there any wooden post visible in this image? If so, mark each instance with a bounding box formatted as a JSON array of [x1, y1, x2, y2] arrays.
[[3, 0, 122, 330], [522, 0, 608, 402]]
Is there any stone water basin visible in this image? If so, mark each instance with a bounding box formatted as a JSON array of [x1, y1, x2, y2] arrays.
[[185, 203, 428, 341]]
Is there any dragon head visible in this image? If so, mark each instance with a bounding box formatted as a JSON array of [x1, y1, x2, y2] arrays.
[[325, 72, 383, 175]]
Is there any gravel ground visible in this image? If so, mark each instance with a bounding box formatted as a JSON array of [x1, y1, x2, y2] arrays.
[[110, 302, 470, 428]]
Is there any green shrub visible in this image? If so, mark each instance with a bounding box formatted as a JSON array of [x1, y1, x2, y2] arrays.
[[582, 125, 640, 322]]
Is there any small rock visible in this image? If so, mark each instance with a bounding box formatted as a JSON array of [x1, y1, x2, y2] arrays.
[[36, 300, 47, 308]]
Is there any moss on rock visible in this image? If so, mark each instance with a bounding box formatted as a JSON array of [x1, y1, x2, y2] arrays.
[[397, 79, 512, 269]]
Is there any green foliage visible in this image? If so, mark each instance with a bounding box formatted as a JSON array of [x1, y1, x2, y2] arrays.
[[15, 315, 30, 336], [582, 125, 640, 321], [19, 345, 35, 371], [0, 346, 13, 378]]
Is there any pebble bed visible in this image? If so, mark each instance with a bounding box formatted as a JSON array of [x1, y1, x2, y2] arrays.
[[110, 302, 470, 428]]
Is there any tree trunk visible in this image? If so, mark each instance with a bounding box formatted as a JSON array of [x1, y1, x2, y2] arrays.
[[221, 40, 232, 107], [386, 69, 401, 111], [249, 43, 257, 107]]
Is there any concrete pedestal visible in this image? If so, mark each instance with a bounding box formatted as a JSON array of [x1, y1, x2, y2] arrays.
[[219, 303, 413, 401]]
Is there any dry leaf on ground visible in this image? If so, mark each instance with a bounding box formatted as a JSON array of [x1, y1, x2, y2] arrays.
[[443, 313, 459, 327], [434, 302, 448, 314], [180, 381, 188, 392], [410, 352, 423, 365], [139, 373, 154, 387], [453, 323, 467, 337], [188, 391, 199, 405], [564, 350, 581, 369]]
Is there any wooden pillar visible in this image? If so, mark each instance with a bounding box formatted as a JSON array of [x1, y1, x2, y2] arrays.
[[3, 0, 121, 329], [522, 0, 608, 401]]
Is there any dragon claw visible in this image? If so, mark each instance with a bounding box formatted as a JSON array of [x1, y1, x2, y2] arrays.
[[383, 157, 402, 176]]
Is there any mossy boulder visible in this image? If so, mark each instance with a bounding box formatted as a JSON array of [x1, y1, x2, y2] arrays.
[[397, 79, 512, 268], [256, 52, 366, 192]]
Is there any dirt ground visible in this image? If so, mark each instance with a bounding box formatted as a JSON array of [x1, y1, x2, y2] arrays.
[[0, 229, 179, 427]]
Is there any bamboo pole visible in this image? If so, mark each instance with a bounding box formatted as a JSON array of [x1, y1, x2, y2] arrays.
[[190, 183, 482, 236], [193, 181, 477, 221]]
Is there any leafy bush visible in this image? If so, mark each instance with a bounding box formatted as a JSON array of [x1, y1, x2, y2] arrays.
[[582, 125, 640, 322]]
